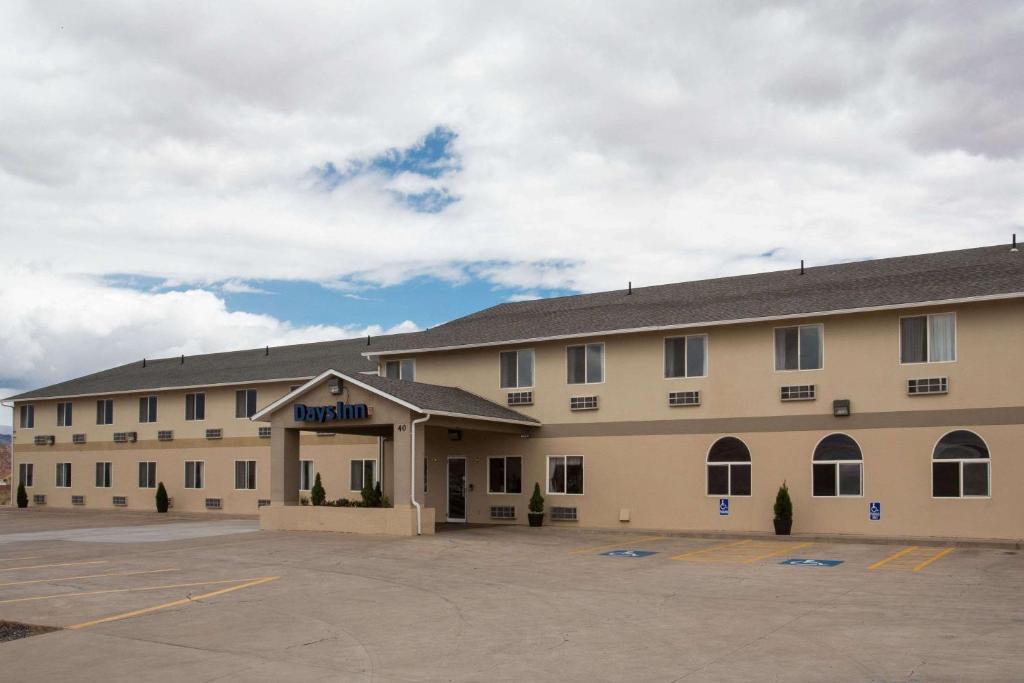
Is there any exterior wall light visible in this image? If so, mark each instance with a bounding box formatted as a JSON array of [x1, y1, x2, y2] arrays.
[[447, 429, 462, 441], [327, 379, 342, 395], [833, 399, 851, 417]]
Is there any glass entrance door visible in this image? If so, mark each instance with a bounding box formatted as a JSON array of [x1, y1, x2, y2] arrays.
[[446, 457, 467, 522]]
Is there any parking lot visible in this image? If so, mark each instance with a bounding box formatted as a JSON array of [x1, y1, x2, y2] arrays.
[[0, 509, 1021, 682]]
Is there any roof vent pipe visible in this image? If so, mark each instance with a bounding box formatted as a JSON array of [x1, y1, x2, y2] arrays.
[[1013, 234, 1018, 252], [142, 358, 146, 368], [800, 260, 805, 275], [265, 346, 269, 356], [367, 334, 371, 346], [627, 281, 632, 295], [180, 355, 184, 364]]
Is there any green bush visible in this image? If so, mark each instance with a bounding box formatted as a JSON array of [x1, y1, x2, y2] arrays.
[[310, 473, 326, 506], [17, 482, 28, 508], [360, 480, 384, 507], [529, 483, 544, 514], [773, 481, 793, 522], [155, 482, 169, 513]]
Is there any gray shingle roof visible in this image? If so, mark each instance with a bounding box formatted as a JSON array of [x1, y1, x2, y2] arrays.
[[364, 244, 1024, 354], [349, 374, 539, 424]]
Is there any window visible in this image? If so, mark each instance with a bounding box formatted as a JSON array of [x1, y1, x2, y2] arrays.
[[707, 437, 752, 496], [57, 401, 73, 427], [350, 459, 376, 492], [299, 460, 314, 491], [19, 463, 33, 487], [932, 430, 989, 498], [96, 399, 114, 425], [500, 350, 535, 388], [138, 461, 157, 488], [235, 389, 257, 419], [812, 434, 862, 497], [95, 462, 112, 488], [665, 335, 707, 378], [139, 396, 158, 423], [901, 313, 956, 363], [566, 343, 603, 384], [185, 392, 206, 421], [19, 404, 35, 429], [235, 460, 257, 490], [488, 456, 523, 494], [384, 359, 415, 381], [55, 462, 71, 488], [775, 324, 822, 371], [185, 461, 204, 489], [548, 456, 584, 495]]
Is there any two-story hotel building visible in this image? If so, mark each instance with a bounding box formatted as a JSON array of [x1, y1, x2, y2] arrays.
[[6, 244, 1023, 541]]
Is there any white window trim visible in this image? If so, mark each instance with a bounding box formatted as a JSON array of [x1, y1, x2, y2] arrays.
[[20, 404, 35, 430], [55, 462, 71, 488], [184, 460, 206, 490], [19, 463, 34, 488], [773, 323, 824, 372], [704, 436, 751, 497], [349, 458, 378, 492], [235, 388, 258, 420], [95, 461, 113, 489], [498, 349, 535, 390], [299, 459, 314, 492], [663, 334, 709, 379], [381, 359, 416, 381], [184, 392, 206, 422], [930, 429, 991, 499], [139, 395, 158, 424], [96, 399, 114, 426], [57, 401, 73, 428], [898, 312, 958, 365], [565, 342, 605, 386], [546, 455, 585, 496], [486, 455, 523, 495], [138, 461, 157, 489], [234, 460, 258, 491], [810, 433, 863, 498]]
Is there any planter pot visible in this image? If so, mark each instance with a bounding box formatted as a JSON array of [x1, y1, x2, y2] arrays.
[[528, 512, 544, 527], [773, 518, 792, 535]]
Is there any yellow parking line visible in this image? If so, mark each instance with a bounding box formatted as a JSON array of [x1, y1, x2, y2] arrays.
[[569, 536, 666, 555], [0, 576, 269, 605], [913, 547, 954, 572], [0, 568, 180, 588], [671, 539, 751, 560], [68, 576, 280, 630], [868, 546, 918, 570], [0, 560, 107, 573], [742, 542, 813, 563]]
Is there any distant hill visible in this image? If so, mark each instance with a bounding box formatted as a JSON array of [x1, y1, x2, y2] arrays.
[[0, 434, 10, 445]]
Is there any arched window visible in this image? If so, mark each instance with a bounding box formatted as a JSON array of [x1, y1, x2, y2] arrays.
[[933, 430, 990, 497], [812, 434, 862, 497], [707, 437, 751, 496]]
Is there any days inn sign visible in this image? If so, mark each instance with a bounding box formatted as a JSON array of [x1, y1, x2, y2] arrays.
[[293, 402, 371, 423]]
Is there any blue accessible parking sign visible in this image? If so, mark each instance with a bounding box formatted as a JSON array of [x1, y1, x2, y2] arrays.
[[869, 501, 881, 521], [601, 550, 658, 558], [719, 498, 729, 516], [780, 558, 843, 567]]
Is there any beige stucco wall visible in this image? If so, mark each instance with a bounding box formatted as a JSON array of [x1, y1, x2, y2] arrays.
[[260, 504, 435, 535]]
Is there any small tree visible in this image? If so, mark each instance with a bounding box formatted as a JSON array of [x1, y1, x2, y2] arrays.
[[17, 482, 28, 508], [360, 480, 383, 507], [773, 481, 793, 522], [310, 473, 326, 506], [155, 482, 169, 513], [529, 483, 544, 514]]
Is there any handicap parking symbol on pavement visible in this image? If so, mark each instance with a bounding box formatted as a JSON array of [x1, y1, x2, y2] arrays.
[[719, 498, 729, 516], [869, 501, 881, 521], [779, 558, 844, 567], [601, 550, 659, 558]]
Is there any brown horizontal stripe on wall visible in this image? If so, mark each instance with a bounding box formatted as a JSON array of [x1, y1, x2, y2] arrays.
[[536, 406, 1024, 438], [13, 434, 375, 453]]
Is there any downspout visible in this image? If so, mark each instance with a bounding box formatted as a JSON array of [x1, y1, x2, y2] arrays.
[[410, 413, 431, 535]]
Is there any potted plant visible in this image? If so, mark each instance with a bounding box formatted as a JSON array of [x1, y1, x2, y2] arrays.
[[528, 483, 545, 527], [773, 481, 793, 535], [17, 482, 28, 509], [155, 482, 169, 513]]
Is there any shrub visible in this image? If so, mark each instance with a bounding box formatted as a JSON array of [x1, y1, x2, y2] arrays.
[[155, 482, 169, 513], [300, 496, 309, 506], [529, 483, 544, 514], [17, 482, 28, 508], [310, 473, 326, 506], [361, 481, 383, 507], [773, 481, 793, 522]]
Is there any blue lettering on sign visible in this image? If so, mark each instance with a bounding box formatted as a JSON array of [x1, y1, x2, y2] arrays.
[[719, 498, 729, 516], [780, 558, 843, 567], [600, 550, 658, 558], [869, 501, 881, 521], [293, 402, 369, 423]]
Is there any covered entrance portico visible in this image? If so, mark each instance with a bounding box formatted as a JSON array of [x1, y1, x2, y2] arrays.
[[251, 369, 539, 535]]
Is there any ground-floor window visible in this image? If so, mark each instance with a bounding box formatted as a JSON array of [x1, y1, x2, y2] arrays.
[[235, 460, 257, 490], [933, 430, 990, 497], [55, 462, 71, 488], [299, 460, 313, 491], [350, 459, 376, 492], [185, 461, 205, 489], [488, 456, 522, 494], [19, 463, 33, 487], [95, 462, 112, 488], [812, 434, 862, 496], [548, 456, 584, 495], [706, 437, 751, 496], [138, 462, 157, 489]]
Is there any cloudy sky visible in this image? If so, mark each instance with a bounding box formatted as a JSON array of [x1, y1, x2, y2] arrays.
[[1, 1, 1022, 425]]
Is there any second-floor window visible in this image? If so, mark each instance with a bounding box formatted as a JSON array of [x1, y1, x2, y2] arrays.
[[139, 396, 158, 423], [567, 343, 604, 384], [665, 335, 707, 378], [499, 350, 534, 389], [96, 399, 114, 425], [775, 324, 822, 371], [19, 404, 34, 429], [901, 313, 955, 363], [185, 393, 206, 421], [384, 359, 415, 381], [57, 401, 73, 427], [235, 389, 257, 419]]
